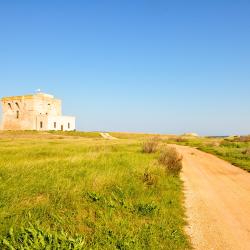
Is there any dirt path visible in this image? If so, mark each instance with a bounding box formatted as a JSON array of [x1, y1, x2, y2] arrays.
[[173, 145, 250, 250], [100, 132, 117, 140]]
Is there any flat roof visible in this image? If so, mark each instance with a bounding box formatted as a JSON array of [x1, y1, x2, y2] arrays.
[[1, 93, 56, 101]]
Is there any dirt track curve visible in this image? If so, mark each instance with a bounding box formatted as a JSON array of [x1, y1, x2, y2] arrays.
[[100, 132, 117, 140], [173, 145, 250, 250]]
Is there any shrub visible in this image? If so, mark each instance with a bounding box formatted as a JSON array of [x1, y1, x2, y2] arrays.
[[220, 140, 241, 148], [175, 137, 188, 143], [243, 148, 250, 156], [234, 136, 250, 142], [206, 141, 220, 147], [142, 138, 159, 153], [142, 169, 157, 186], [158, 147, 183, 174]]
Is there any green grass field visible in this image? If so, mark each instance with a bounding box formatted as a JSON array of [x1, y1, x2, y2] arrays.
[[0, 132, 190, 249]]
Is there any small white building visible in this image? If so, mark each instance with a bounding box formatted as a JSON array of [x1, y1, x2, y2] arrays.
[[1, 92, 76, 131]]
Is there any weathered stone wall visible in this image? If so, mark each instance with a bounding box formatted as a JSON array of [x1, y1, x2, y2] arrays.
[[1, 95, 36, 130], [33, 93, 62, 116]]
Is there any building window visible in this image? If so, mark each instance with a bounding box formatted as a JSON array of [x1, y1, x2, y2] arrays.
[[68, 123, 70, 129], [54, 122, 56, 129], [40, 121, 43, 129], [16, 110, 19, 119]]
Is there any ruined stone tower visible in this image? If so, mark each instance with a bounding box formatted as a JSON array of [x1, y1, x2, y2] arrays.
[[1, 92, 75, 131]]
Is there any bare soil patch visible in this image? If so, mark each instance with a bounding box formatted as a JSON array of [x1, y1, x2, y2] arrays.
[[174, 145, 250, 250]]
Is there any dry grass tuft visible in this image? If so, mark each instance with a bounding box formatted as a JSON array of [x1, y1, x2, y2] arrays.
[[142, 137, 159, 153], [243, 148, 250, 155], [158, 146, 183, 174], [142, 169, 158, 186], [234, 136, 250, 142]]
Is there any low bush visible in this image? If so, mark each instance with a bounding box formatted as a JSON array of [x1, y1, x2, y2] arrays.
[[158, 147, 183, 174], [175, 137, 188, 143], [142, 169, 157, 186], [234, 136, 250, 142], [142, 137, 159, 153], [134, 203, 158, 216], [243, 148, 250, 155], [220, 140, 241, 148]]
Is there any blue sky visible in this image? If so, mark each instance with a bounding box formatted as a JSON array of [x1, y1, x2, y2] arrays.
[[0, 0, 249, 135]]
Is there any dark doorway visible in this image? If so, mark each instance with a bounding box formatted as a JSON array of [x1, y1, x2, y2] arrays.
[[61, 125, 63, 131]]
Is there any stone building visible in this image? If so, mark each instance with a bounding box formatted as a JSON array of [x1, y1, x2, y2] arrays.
[[1, 92, 75, 131]]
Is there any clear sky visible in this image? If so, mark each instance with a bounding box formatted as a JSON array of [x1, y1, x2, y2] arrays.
[[0, 0, 249, 135]]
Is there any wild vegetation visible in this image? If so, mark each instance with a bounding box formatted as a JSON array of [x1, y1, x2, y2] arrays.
[[167, 136, 250, 172], [141, 137, 159, 153], [48, 130, 101, 138], [110, 132, 174, 140], [0, 131, 190, 249], [158, 147, 183, 175]]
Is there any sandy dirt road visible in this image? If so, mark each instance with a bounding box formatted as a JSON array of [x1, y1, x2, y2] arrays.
[[173, 145, 250, 250]]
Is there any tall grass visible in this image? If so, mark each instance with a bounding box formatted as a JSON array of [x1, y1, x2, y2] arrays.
[[0, 134, 190, 249], [47, 130, 101, 138]]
